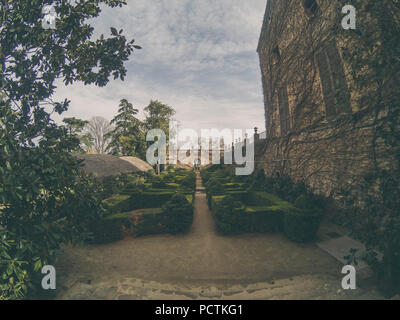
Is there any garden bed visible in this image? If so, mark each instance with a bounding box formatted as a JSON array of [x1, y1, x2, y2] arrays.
[[90, 168, 196, 243], [202, 166, 324, 242]]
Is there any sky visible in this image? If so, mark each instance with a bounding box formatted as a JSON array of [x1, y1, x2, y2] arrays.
[[53, 0, 268, 135]]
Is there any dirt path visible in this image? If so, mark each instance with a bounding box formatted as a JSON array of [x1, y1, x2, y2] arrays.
[[55, 173, 383, 300]]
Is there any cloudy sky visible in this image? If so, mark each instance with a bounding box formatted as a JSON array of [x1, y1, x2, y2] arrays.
[[53, 0, 268, 134]]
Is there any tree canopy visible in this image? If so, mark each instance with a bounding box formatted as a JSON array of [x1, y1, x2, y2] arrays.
[[0, 0, 139, 299], [106, 99, 146, 157]]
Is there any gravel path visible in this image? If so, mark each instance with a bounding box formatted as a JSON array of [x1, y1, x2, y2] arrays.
[[55, 173, 383, 300]]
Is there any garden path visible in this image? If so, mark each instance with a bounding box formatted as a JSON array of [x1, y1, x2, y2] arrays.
[[55, 172, 383, 299]]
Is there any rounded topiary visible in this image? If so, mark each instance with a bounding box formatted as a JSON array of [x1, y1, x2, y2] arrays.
[[284, 195, 322, 243], [161, 193, 193, 234], [284, 211, 322, 243], [214, 195, 245, 235], [294, 194, 315, 211]]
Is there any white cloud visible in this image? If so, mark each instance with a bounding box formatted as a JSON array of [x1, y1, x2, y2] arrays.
[[53, 0, 268, 134]]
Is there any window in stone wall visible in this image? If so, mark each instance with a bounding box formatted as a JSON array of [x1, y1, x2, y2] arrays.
[[302, 0, 319, 17], [272, 45, 281, 66], [278, 86, 291, 136], [316, 41, 351, 119]]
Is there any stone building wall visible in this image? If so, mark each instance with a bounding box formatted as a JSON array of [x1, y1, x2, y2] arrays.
[[256, 0, 398, 203]]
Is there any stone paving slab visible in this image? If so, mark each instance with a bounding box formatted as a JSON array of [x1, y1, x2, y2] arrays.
[[316, 235, 383, 281], [317, 236, 369, 268]]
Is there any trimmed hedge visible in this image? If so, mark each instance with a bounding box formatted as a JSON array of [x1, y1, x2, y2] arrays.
[[131, 191, 175, 209], [211, 191, 299, 235], [284, 210, 322, 242], [213, 196, 245, 235], [243, 206, 284, 233], [102, 194, 132, 214], [93, 193, 194, 240], [202, 167, 325, 242], [129, 208, 165, 237], [161, 194, 194, 234], [283, 194, 323, 242], [87, 215, 125, 244]]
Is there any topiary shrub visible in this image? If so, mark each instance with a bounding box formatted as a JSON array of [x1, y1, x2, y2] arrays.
[[161, 193, 194, 234], [206, 179, 226, 207], [213, 195, 246, 235], [181, 172, 196, 190], [243, 206, 285, 233], [130, 190, 174, 209], [284, 194, 323, 242], [102, 194, 133, 213], [129, 209, 165, 237]]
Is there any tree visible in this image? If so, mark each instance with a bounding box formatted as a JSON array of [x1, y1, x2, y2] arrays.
[[144, 100, 176, 136], [143, 100, 176, 170], [62, 117, 92, 153], [106, 99, 146, 157], [0, 0, 139, 299], [85, 116, 112, 154]]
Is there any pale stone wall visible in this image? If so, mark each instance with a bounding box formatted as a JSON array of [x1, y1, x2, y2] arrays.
[[256, 0, 398, 204]]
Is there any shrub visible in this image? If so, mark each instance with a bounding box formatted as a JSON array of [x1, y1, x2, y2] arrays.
[[181, 172, 196, 190], [129, 208, 165, 237], [152, 179, 168, 189], [0, 174, 105, 300], [284, 209, 322, 243], [161, 194, 194, 234], [205, 179, 226, 207], [131, 190, 175, 209], [340, 169, 400, 297], [294, 194, 321, 211], [254, 168, 266, 185], [213, 196, 245, 235], [244, 190, 275, 206], [226, 190, 251, 204], [86, 217, 124, 244], [103, 194, 132, 213], [212, 192, 296, 235], [243, 206, 285, 233], [283, 194, 323, 242]]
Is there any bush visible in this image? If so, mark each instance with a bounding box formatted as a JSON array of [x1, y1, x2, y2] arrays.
[[151, 178, 168, 189], [283, 196, 322, 243], [284, 210, 322, 243], [254, 168, 266, 185], [181, 172, 196, 190], [103, 194, 132, 213], [161, 194, 194, 234], [243, 206, 285, 233], [131, 190, 175, 209], [129, 209, 165, 237], [86, 217, 124, 244], [341, 169, 400, 297], [0, 174, 105, 300], [206, 179, 226, 207], [294, 194, 321, 211], [244, 190, 275, 206], [213, 196, 245, 235]]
